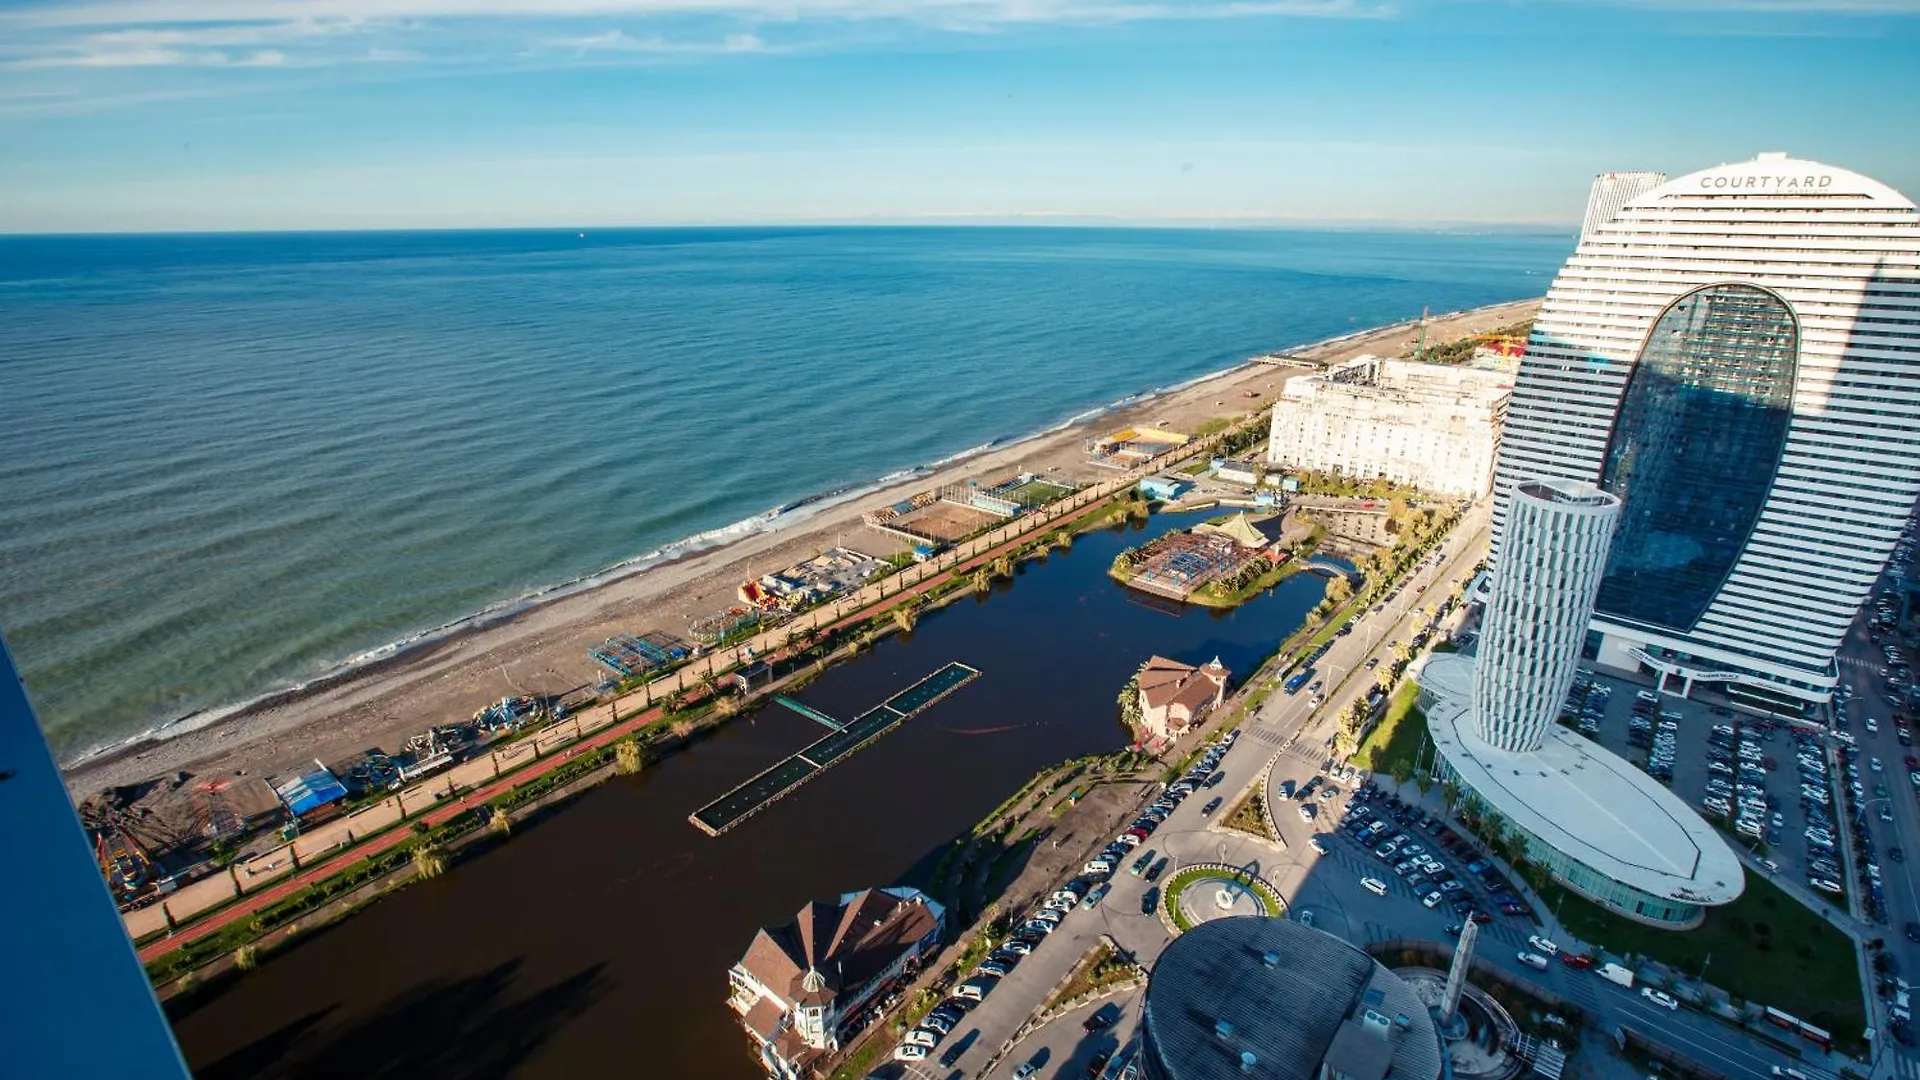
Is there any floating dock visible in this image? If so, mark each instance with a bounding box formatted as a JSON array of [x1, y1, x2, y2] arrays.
[[689, 661, 981, 836]]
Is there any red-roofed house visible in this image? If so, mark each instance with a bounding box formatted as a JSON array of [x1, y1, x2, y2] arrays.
[[1136, 655, 1231, 745], [727, 885, 946, 1078]]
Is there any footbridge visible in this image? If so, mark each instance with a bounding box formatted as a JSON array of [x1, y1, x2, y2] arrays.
[[773, 695, 845, 731]]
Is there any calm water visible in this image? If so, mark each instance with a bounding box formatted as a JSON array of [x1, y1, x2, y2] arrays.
[[0, 227, 1565, 761], [167, 512, 1340, 1078]]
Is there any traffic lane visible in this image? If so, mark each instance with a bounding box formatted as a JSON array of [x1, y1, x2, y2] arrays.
[[944, 901, 1115, 1079], [983, 992, 1140, 1080], [1602, 991, 1817, 1080]]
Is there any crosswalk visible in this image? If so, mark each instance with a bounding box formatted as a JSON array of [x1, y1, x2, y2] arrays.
[[1891, 1052, 1920, 1080]]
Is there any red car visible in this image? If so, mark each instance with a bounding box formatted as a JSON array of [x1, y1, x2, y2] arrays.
[[1470, 911, 1494, 925], [1560, 953, 1596, 970]]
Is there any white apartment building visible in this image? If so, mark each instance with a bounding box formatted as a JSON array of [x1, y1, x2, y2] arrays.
[[1579, 171, 1667, 240], [1492, 153, 1920, 714], [1267, 356, 1512, 497]]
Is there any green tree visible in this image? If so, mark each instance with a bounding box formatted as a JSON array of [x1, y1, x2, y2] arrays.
[[1390, 758, 1413, 787], [614, 738, 645, 775]]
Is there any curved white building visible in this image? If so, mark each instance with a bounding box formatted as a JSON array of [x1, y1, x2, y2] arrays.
[[1493, 153, 1920, 714], [1473, 480, 1620, 752], [1420, 478, 1737, 930]]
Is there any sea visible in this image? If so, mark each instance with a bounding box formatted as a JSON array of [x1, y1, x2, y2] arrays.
[[0, 226, 1569, 766]]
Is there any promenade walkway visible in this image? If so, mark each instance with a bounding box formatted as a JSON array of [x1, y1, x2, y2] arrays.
[[132, 429, 1234, 961]]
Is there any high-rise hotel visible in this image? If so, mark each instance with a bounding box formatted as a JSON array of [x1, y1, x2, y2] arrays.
[[1493, 154, 1920, 715]]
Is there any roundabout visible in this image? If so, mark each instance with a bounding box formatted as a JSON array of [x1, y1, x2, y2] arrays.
[[1160, 862, 1284, 932]]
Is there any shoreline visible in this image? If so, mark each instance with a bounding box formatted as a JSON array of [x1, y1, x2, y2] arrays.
[[65, 296, 1538, 798]]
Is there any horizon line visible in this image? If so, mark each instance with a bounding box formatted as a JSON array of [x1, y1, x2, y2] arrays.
[[0, 217, 1580, 238]]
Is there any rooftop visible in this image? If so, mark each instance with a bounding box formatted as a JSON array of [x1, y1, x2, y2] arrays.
[[1142, 917, 1441, 1080], [735, 886, 944, 1008], [1515, 479, 1618, 508], [1418, 653, 1745, 906]]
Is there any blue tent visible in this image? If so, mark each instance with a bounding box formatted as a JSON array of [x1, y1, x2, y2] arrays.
[[274, 767, 348, 817]]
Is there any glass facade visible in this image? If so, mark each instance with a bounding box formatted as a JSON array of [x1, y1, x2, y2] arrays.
[[1596, 284, 1799, 633]]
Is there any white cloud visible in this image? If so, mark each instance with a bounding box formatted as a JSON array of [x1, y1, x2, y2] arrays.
[[547, 28, 779, 52], [0, 0, 1391, 30]]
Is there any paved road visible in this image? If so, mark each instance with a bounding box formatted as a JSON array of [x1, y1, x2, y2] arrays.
[[1832, 563, 1920, 1080]]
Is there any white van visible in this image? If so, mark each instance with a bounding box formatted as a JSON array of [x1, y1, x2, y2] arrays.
[[1518, 952, 1550, 970], [1083, 859, 1113, 876], [1362, 877, 1388, 896]]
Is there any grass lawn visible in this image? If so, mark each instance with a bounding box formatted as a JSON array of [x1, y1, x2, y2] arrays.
[[1353, 682, 1425, 775], [1544, 870, 1864, 1040], [1006, 479, 1075, 507]]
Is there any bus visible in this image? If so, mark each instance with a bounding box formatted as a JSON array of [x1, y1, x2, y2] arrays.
[[1285, 668, 1316, 695]]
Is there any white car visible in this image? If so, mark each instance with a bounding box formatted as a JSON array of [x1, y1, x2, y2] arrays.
[[1309, 836, 1330, 855], [894, 1043, 929, 1062], [904, 1028, 939, 1048], [1527, 935, 1560, 956], [1518, 952, 1550, 970], [1641, 987, 1680, 1010], [1362, 877, 1388, 896], [1422, 891, 1443, 908]]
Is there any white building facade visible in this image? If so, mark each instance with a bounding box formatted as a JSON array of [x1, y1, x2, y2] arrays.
[[1268, 356, 1513, 497], [1492, 153, 1920, 714], [1579, 171, 1667, 240], [1473, 481, 1620, 752], [1417, 479, 1738, 930]]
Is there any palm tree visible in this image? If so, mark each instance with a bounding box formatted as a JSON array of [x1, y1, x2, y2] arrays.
[[1389, 758, 1413, 787], [411, 842, 447, 880], [234, 944, 259, 972], [615, 738, 645, 775], [971, 567, 992, 595], [892, 606, 917, 635], [993, 554, 1014, 579]]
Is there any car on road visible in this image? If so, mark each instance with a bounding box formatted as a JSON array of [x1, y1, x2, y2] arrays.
[[1527, 935, 1560, 956], [1203, 796, 1224, 816], [1146, 857, 1170, 883], [1560, 953, 1595, 970], [1299, 804, 1316, 822], [1518, 952, 1550, 970], [1083, 1004, 1118, 1033], [1081, 883, 1111, 910], [1309, 836, 1329, 855], [1422, 891, 1444, 908], [1362, 877, 1388, 896], [1014, 1062, 1040, 1080], [1907, 921, 1920, 944], [1130, 850, 1156, 875], [1641, 988, 1680, 1010], [1087, 1050, 1112, 1076], [1142, 886, 1160, 915]]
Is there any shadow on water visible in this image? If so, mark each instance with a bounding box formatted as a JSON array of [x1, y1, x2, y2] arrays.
[[171, 510, 1341, 1079], [197, 959, 610, 1080]]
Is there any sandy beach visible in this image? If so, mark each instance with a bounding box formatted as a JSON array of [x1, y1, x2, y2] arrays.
[[67, 297, 1538, 799]]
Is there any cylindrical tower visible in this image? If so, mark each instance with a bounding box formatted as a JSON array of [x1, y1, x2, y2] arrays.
[[1472, 479, 1620, 751]]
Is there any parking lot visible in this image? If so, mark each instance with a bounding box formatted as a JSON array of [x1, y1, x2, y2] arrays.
[[1559, 668, 1849, 910]]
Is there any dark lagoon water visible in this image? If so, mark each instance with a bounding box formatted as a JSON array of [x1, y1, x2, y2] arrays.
[[168, 511, 1341, 1079], [0, 227, 1562, 763]]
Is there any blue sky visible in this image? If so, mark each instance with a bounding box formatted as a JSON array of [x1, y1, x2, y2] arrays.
[[2, 0, 1917, 232]]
